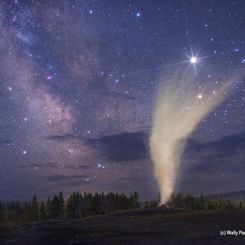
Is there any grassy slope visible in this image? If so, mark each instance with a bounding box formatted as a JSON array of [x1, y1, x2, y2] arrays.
[[1, 208, 245, 244]]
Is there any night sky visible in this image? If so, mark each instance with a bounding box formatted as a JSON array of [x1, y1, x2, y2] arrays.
[[0, 0, 245, 201]]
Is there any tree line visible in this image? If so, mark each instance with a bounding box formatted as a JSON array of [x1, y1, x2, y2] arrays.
[[167, 194, 245, 210], [1, 192, 244, 222], [144, 193, 245, 210], [0, 192, 140, 222]]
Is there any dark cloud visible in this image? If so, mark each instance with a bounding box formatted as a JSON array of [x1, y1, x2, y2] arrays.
[[90, 130, 242, 166], [184, 132, 245, 174], [201, 133, 245, 158], [0, 139, 12, 146], [45, 134, 80, 142], [46, 175, 92, 187], [189, 159, 228, 173], [186, 133, 245, 153], [47, 175, 89, 182], [21, 162, 59, 169], [62, 179, 92, 187], [45, 131, 149, 162], [45, 131, 245, 168], [87, 131, 149, 162], [62, 164, 91, 170]]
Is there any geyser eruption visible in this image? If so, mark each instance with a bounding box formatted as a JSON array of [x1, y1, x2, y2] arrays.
[[150, 68, 232, 205]]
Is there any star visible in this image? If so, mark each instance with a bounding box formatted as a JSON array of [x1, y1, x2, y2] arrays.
[[97, 163, 105, 169], [190, 56, 197, 64], [185, 52, 203, 72], [197, 94, 203, 100], [46, 75, 53, 80], [68, 148, 73, 154], [135, 12, 141, 17]]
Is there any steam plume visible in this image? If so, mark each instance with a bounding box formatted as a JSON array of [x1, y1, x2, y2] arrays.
[[150, 68, 232, 205]]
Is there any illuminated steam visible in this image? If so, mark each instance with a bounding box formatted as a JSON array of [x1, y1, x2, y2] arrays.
[[150, 68, 232, 205]]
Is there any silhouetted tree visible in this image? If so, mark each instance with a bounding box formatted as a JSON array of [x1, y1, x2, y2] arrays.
[[39, 202, 47, 220], [0, 202, 4, 221], [31, 195, 39, 221], [46, 197, 50, 219], [58, 192, 65, 219], [1, 191, 243, 223]]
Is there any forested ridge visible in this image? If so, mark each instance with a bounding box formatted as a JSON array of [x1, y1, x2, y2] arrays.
[[1, 192, 244, 223]]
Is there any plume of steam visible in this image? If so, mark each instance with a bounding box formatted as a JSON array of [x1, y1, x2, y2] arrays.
[[150, 68, 232, 205]]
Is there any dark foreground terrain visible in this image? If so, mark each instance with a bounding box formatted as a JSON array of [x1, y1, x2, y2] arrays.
[[1, 207, 245, 245]]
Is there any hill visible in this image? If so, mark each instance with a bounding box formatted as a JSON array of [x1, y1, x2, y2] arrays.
[[1, 207, 245, 244]]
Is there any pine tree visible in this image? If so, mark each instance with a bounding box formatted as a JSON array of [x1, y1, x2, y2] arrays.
[[31, 194, 39, 221], [0, 202, 4, 221], [199, 194, 205, 209], [175, 194, 184, 208], [46, 197, 51, 219], [58, 192, 65, 219], [133, 192, 140, 208], [239, 201, 243, 210], [66, 192, 76, 219], [50, 195, 60, 219], [39, 202, 47, 220], [23, 202, 32, 221]]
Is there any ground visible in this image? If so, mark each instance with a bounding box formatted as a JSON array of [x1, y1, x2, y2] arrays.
[[1, 207, 245, 244]]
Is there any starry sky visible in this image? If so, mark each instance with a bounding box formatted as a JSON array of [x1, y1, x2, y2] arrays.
[[0, 0, 245, 201]]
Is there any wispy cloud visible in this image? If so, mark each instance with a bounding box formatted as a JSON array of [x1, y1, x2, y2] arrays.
[[47, 174, 89, 182]]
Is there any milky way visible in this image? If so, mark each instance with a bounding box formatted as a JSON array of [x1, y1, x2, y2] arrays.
[[0, 1, 244, 200]]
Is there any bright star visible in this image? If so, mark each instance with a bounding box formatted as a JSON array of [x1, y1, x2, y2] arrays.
[[190, 56, 197, 64], [46, 75, 53, 80], [97, 163, 105, 169], [184, 51, 204, 73], [197, 94, 203, 99], [136, 12, 141, 17]]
